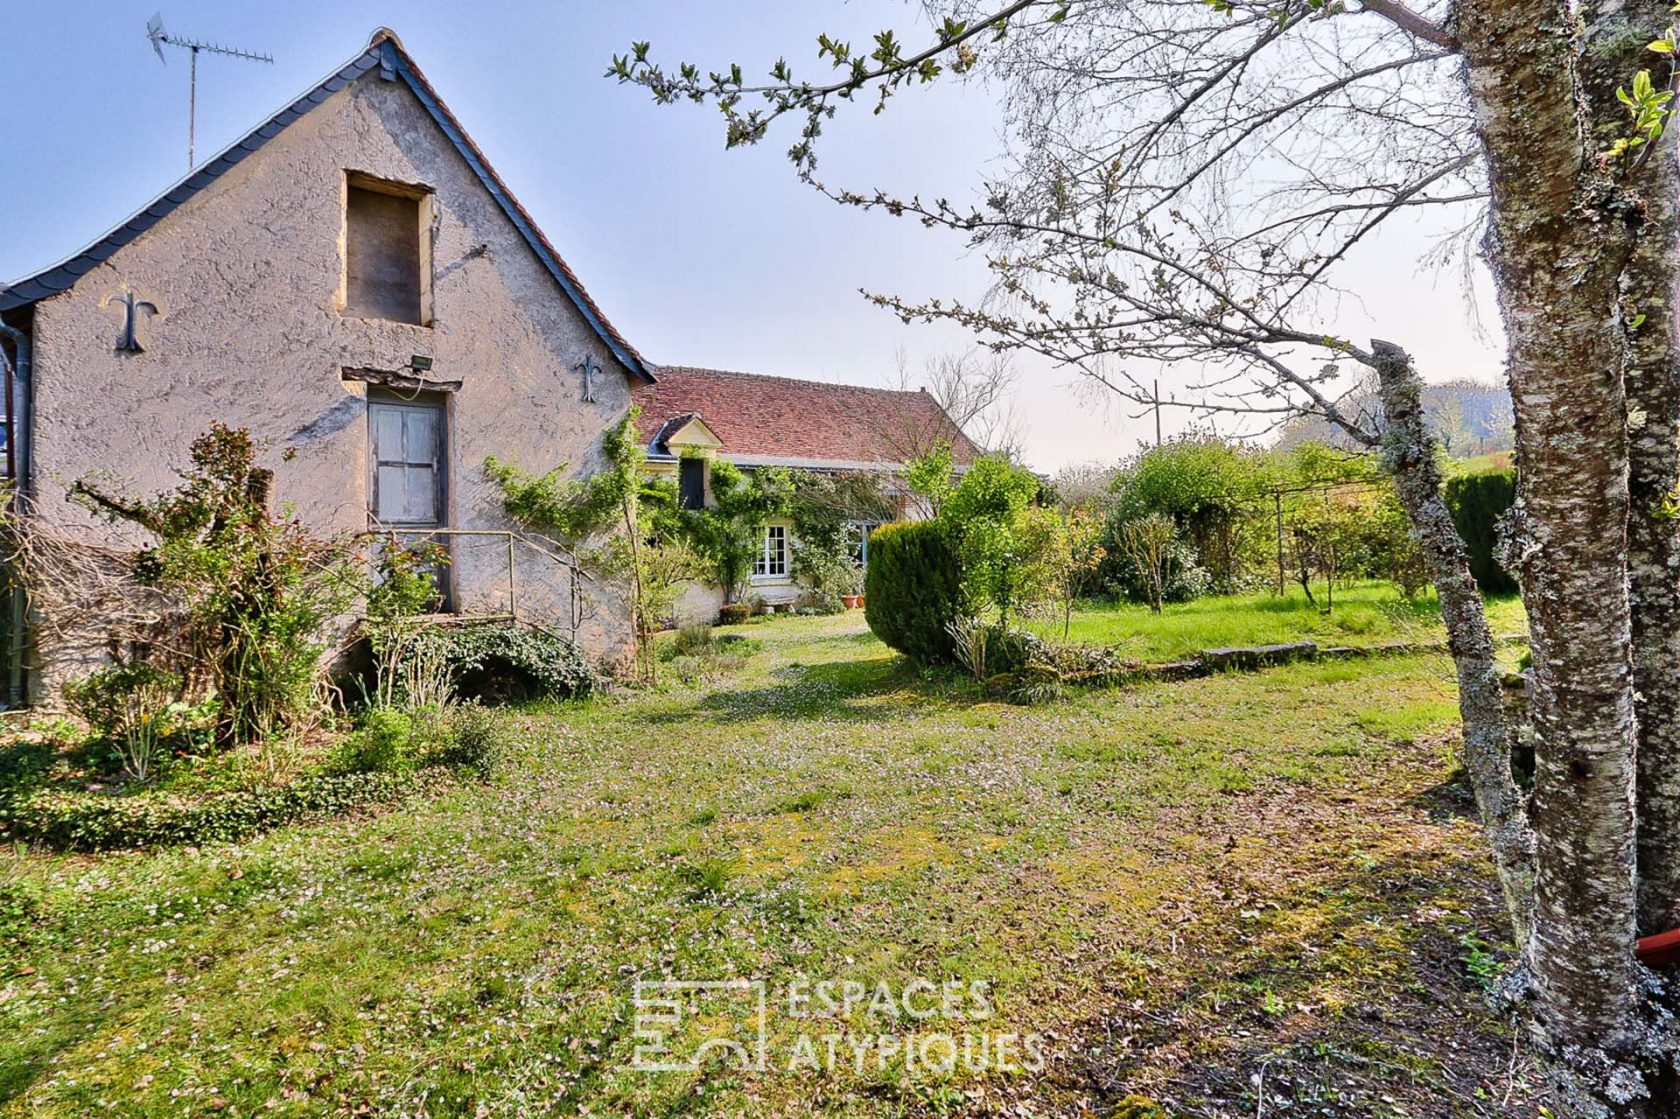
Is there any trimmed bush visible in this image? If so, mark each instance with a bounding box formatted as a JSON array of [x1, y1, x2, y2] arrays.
[[1444, 469, 1518, 594], [717, 603, 753, 626], [864, 521, 965, 664]]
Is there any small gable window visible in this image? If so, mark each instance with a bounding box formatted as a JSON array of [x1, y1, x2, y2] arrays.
[[753, 524, 788, 578], [344, 175, 431, 324]]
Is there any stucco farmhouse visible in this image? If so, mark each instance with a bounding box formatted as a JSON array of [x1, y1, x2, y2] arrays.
[[0, 28, 975, 704], [633, 366, 978, 619]]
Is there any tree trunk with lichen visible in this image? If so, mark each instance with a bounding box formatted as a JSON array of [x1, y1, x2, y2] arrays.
[[1625, 170, 1680, 944], [1369, 340, 1535, 944], [1580, 5, 1680, 1109], [1579, 1, 1680, 949], [1458, 0, 1661, 1110]]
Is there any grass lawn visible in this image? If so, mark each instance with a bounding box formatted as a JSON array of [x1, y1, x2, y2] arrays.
[[0, 614, 1542, 1117], [1036, 580, 1527, 663]]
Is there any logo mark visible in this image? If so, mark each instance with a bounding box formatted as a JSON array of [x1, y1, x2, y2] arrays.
[[631, 979, 768, 1072]]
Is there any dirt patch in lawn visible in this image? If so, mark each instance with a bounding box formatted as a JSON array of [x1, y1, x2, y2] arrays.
[[1014, 735, 1544, 1118]]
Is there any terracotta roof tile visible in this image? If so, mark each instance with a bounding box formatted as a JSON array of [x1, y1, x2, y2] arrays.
[[633, 366, 981, 466]]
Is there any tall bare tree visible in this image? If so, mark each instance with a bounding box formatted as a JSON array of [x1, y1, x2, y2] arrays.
[[613, 0, 1680, 1109], [881, 347, 1027, 460]]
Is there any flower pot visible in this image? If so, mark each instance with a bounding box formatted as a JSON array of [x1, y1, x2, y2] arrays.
[[841, 594, 862, 610]]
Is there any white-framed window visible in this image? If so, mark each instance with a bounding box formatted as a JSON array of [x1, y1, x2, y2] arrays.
[[753, 524, 788, 578]]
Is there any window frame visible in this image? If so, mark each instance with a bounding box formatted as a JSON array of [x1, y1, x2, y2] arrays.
[[366, 388, 449, 530], [847, 521, 883, 568], [751, 523, 789, 581], [341, 171, 434, 327]]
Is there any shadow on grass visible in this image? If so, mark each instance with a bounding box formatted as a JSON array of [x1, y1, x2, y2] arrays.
[[629, 651, 973, 728], [1409, 768, 1480, 823]]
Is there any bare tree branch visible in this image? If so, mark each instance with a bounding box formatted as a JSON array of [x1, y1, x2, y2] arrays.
[[1358, 0, 1459, 50]]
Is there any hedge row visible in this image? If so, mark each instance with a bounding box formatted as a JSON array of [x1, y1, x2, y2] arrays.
[[0, 765, 460, 852], [1443, 469, 1518, 595]]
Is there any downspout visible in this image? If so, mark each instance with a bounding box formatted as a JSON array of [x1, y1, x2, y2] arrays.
[[0, 317, 32, 707]]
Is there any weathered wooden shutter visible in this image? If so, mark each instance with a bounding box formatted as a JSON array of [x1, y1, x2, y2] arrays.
[[679, 458, 706, 510], [369, 396, 444, 527]]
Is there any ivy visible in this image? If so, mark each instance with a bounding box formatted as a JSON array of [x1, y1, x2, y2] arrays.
[[678, 460, 793, 604], [0, 706, 518, 851], [487, 410, 696, 683], [412, 623, 600, 702], [0, 766, 460, 852]]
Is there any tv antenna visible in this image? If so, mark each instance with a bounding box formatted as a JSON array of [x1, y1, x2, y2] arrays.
[[146, 13, 273, 171]]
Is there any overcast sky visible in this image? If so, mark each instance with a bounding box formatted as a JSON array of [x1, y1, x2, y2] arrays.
[[0, 1, 1506, 470]]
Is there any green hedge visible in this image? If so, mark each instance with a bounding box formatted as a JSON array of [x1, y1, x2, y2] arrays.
[[0, 766, 460, 852], [1443, 469, 1518, 594], [864, 520, 965, 665]]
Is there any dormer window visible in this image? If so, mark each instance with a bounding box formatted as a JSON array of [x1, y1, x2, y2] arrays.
[[343, 174, 432, 324]]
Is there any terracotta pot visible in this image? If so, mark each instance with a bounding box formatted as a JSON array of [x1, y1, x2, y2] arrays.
[[841, 594, 862, 610]]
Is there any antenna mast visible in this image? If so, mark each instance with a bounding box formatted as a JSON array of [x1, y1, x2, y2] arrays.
[[146, 13, 274, 171]]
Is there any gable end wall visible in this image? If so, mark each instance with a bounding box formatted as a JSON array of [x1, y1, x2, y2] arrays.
[[25, 71, 634, 688]]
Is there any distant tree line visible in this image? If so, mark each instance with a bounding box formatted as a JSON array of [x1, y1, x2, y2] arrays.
[[1054, 435, 1517, 609]]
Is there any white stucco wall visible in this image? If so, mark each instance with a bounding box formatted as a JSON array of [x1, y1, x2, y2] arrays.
[[24, 67, 636, 694]]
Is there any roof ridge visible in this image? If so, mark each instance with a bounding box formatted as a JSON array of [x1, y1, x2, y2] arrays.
[[655, 364, 934, 399]]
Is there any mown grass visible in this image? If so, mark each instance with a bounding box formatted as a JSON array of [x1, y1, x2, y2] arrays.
[[1032, 579, 1526, 662], [0, 614, 1538, 1117], [1449, 451, 1514, 476]]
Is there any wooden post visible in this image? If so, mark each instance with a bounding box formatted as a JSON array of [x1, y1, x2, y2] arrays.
[[506, 533, 517, 621], [1274, 492, 1285, 596]]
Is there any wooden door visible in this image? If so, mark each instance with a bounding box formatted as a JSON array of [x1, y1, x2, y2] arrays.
[[368, 391, 449, 607]]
